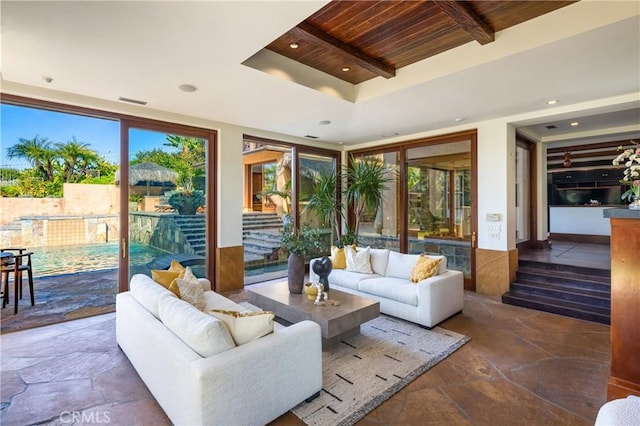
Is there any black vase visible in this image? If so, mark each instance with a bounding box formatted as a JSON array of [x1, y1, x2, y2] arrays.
[[287, 253, 305, 294], [312, 256, 332, 291]]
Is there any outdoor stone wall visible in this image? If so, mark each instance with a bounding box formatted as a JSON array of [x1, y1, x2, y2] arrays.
[[129, 212, 195, 255]]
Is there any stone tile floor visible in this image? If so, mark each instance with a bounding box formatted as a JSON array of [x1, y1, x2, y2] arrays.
[[1, 288, 610, 426]]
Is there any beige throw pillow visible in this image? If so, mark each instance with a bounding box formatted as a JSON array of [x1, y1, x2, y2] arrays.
[[209, 309, 275, 345], [345, 245, 373, 274], [169, 267, 206, 311]]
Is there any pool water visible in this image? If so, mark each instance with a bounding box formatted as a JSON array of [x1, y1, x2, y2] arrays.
[[28, 242, 169, 277]]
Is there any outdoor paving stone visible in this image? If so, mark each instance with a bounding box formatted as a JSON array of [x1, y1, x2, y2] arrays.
[[94, 362, 155, 403]]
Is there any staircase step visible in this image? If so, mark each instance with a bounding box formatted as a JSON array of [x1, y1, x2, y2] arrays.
[[518, 260, 610, 279], [515, 269, 610, 292], [502, 292, 610, 325], [510, 281, 610, 308]]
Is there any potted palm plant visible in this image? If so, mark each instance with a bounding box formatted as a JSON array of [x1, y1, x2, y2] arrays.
[[280, 218, 322, 293], [344, 156, 393, 243]]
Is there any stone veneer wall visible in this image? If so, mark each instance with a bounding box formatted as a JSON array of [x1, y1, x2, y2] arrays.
[[356, 234, 471, 277], [129, 212, 195, 255]]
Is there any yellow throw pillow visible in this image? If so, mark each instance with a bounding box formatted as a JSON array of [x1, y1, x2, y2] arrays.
[[151, 269, 182, 289], [330, 245, 346, 269], [152, 260, 187, 295], [208, 309, 275, 345], [410, 254, 441, 283], [169, 259, 185, 273]]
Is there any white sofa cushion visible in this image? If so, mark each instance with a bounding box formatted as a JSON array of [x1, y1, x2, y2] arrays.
[[158, 296, 236, 357], [358, 277, 418, 306], [369, 248, 390, 276], [130, 274, 176, 319], [385, 251, 421, 280], [345, 245, 373, 274], [328, 269, 380, 290]]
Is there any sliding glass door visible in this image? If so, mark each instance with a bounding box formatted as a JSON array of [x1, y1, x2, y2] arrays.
[[120, 121, 214, 289]]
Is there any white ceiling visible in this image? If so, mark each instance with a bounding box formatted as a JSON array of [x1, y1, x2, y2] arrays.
[[1, 1, 639, 147]]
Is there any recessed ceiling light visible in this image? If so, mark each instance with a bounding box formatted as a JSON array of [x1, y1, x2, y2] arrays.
[[341, 67, 351, 72], [319, 120, 331, 126], [547, 100, 558, 105], [454, 117, 465, 122], [570, 121, 579, 126], [289, 42, 299, 49], [42, 76, 54, 83], [179, 84, 197, 93]]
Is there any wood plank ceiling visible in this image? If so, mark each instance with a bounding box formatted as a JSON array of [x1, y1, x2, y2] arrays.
[[266, 0, 577, 85]]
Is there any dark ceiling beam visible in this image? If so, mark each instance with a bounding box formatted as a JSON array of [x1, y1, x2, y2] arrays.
[[291, 22, 396, 79], [434, 1, 495, 45]]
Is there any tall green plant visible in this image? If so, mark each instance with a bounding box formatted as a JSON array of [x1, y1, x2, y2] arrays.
[[303, 170, 342, 242], [344, 156, 393, 242]]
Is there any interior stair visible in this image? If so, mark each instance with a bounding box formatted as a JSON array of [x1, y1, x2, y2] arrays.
[[501, 260, 611, 325]]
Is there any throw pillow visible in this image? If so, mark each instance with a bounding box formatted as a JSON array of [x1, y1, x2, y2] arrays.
[[330, 245, 346, 269], [169, 267, 206, 311], [209, 309, 275, 345], [169, 259, 185, 273], [151, 269, 184, 291], [410, 254, 441, 283], [345, 245, 373, 274]]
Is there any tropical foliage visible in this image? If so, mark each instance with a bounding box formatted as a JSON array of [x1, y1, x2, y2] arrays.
[[133, 135, 206, 188], [344, 156, 394, 242], [4, 135, 117, 197], [280, 219, 323, 255]]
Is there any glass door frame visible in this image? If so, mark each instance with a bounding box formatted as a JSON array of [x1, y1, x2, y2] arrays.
[[119, 118, 216, 292], [515, 137, 538, 249], [348, 130, 477, 290]]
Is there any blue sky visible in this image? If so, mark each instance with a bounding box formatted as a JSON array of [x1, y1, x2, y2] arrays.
[[1, 104, 175, 169]]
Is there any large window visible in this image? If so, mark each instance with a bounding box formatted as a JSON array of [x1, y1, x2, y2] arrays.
[[242, 136, 340, 284], [349, 131, 476, 288]]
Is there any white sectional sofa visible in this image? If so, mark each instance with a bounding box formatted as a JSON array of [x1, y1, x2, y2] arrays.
[[310, 248, 464, 328], [116, 273, 322, 426]]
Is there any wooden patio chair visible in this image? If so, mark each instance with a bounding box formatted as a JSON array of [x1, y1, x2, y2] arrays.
[[1, 248, 35, 314]]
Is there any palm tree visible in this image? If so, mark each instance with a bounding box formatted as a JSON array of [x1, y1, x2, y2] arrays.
[[344, 156, 394, 242], [56, 137, 99, 182], [7, 135, 57, 181]]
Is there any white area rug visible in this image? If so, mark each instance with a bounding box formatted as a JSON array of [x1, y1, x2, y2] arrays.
[[291, 314, 470, 426]]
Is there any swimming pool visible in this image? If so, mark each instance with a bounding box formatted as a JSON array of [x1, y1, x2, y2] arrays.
[[28, 242, 169, 277]]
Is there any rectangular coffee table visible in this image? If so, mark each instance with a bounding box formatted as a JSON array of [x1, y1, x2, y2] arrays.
[[247, 281, 380, 349]]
